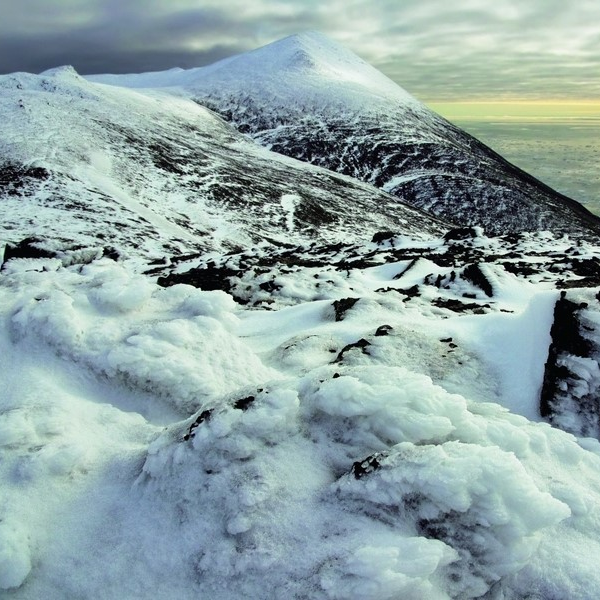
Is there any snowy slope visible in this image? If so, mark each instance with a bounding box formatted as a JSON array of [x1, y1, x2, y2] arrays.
[[92, 32, 600, 238], [3, 226, 600, 599], [3, 34, 600, 600], [0, 64, 445, 266]]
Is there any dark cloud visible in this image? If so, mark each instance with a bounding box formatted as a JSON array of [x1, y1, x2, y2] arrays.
[[0, 0, 599, 99], [0, 31, 245, 75]]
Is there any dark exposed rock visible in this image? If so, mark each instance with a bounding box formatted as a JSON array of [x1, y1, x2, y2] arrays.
[[502, 261, 539, 277], [102, 246, 121, 261], [332, 297, 360, 321], [170, 252, 206, 265], [550, 293, 592, 358], [443, 227, 478, 242], [397, 285, 421, 301], [157, 264, 239, 292], [334, 338, 371, 363], [0, 163, 49, 196], [462, 264, 494, 297], [183, 409, 213, 441], [293, 196, 337, 227], [2, 237, 56, 267], [233, 396, 255, 411], [148, 142, 187, 175], [351, 453, 384, 479], [540, 294, 592, 418], [393, 258, 419, 279], [371, 231, 396, 244], [374, 325, 393, 337], [258, 279, 281, 293], [568, 257, 600, 287], [334, 258, 380, 272], [432, 297, 491, 314], [540, 292, 599, 437]]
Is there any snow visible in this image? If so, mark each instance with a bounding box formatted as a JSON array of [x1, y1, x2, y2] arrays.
[[7, 262, 275, 416], [280, 193, 299, 232], [2, 232, 600, 598], [443, 276, 558, 420], [0, 522, 31, 590], [88, 32, 418, 109], [92, 30, 600, 240], [0, 62, 443, 266], [79, 151, 201, 245], [3, 30, 600, 600]]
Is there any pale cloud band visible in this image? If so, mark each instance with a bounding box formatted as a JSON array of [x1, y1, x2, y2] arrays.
[[1, 0, 599, 100]]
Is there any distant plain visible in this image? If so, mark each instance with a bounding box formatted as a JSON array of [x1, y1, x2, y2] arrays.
[[430, 103, 600, 216]]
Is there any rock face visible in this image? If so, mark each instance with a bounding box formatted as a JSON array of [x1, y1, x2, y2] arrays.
[[99, 31, 598, 238], [541, 291, 600, 437]]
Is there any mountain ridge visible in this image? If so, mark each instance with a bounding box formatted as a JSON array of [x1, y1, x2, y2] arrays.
[[0, 65, 447, 266], [88, 32, 416, 106], [92, 31, 598, 239]]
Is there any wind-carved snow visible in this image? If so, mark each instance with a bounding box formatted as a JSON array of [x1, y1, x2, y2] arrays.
[[443, 273, 558, 421], [3, 227, 600, 598]]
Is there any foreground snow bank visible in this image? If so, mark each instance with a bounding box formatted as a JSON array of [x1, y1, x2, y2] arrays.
[[1, 256, 600, 599], [137, 363, 580, 599], [0, 522, 31, 590], [6, 260, 275, 416]]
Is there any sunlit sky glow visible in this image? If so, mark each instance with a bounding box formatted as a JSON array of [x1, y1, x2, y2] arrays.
[[428, 101, 600, 121], [1, 1, 600, 103]]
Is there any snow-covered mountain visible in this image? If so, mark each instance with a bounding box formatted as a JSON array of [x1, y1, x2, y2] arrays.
[[2, 32, 600, 600], [92, 32, 600, 238], [0, 64, 445, 264]]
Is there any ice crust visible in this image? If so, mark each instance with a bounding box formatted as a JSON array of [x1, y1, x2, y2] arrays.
[[2, 249, 600, 599]]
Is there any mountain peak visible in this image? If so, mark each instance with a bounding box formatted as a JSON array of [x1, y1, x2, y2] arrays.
[[222, 31, 404, 94], [88, 32, 416, 107], [278, 30, 333, 44], [273, 32, 364, 72], [40, 65, 82, 80], [160, 30, 419, 114], [261, 30, 354, 64]]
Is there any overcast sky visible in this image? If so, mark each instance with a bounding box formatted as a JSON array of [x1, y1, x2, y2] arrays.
[[1, 0, 599, 101]]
